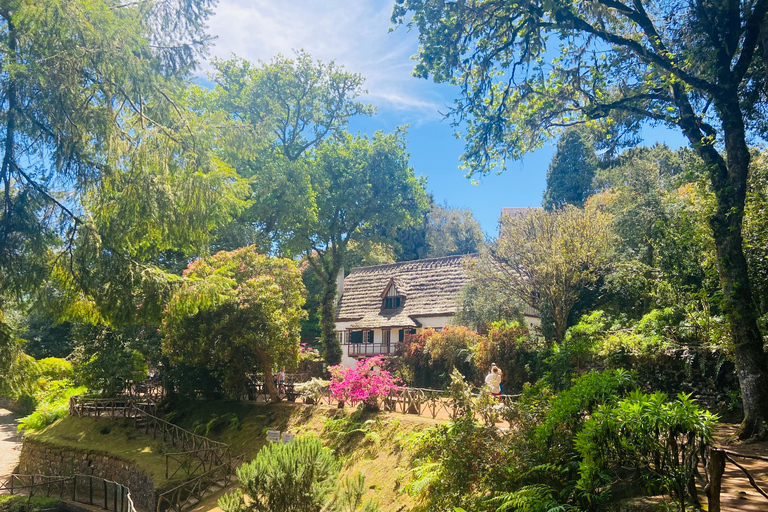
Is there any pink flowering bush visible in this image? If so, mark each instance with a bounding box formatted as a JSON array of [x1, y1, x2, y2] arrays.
[[299, 343, 322, 363], [329, 356, 400, 409]]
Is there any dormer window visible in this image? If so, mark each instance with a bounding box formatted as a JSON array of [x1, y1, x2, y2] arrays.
[[381, 277, 404, 310], [384, 296, 401, 309]]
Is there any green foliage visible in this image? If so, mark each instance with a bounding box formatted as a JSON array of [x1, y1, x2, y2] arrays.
[[576, 391, 716, 510], [543, 128, 598, 210], [0, 495, 60, 512], [397, 327, 481, 388], [406, 412, 500, 512], [219, 436, 340, 512], [325, 473, 380, 512], [0, 0, 215, 298], [473, 206, 614, 342], [474, 321, 545, 393], [536, 370, 636, 456], [487, 484, 581, 512], [192, 413, 241, 437], [71, 325, 147, 396], [301, 130, 429, 364], [162, 247, 306, 399], [546, 311, 608, 391], [322, 409, 384, 456], [17, 384, 86, 432], [423, 204, 484, 258]]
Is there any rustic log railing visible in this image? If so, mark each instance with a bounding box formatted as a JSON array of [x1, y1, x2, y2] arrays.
[[69, 396, 228, 453], [704, 446, 768, 512], [156, 455, 243, 512], [0, 474, 137, 512], [165, 447, 231, 480], [68, 396, 236, 512]]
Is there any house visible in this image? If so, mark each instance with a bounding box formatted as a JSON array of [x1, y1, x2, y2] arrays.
[[334, 254, 542, 367], [334, 255, 473, 367]]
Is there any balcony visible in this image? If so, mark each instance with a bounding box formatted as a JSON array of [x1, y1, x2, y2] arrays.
[[345, 342, 399, 357]]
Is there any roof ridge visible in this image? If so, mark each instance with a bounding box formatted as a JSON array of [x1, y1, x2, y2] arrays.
[[348, 253, 477, 273]]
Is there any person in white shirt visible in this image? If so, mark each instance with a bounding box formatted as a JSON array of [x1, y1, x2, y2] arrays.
[[485, 365, 502, 396]]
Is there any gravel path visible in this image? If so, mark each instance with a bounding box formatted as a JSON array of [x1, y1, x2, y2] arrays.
[[0, 408, 22, 483]]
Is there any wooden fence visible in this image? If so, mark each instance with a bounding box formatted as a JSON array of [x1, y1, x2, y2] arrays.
[[0, 474, 137, 512], [156, 456, 243, 512], [704, 446, 768, 512], [69, 396, 228, 453], [68, 396, 237, 512], [165, 447, 232, 480]]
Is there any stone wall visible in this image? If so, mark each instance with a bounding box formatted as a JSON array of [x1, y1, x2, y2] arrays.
[[18, 438, 157, 512]]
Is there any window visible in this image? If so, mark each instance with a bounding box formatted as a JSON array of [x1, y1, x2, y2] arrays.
[[383, 296, 401, 309], [383, 329, 391, 345]]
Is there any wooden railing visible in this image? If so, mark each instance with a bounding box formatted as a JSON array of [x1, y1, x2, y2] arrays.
[[165, 447, 231, 480], [0, 474, 137, 512], [345, 342, 398, 357], [69, 396, 227, 453], [156, 455, 243, 512], [704, 446, 768, 512], [68, 396, 237, 512]]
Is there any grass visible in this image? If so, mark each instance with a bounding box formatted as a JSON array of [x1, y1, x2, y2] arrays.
[[28, 416, 182, 489], [162, 398, 431, 512], [0, 495, 60, 512], [29, 399, 443, 512]]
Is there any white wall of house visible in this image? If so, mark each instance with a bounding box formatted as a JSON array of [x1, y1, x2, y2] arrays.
[[412, 315, 452, 330], [524, 314, 541, 332]]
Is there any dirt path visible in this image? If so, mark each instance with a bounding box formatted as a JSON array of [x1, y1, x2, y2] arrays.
[[709, 424, 768, 512], [0, 408, 22, 483]]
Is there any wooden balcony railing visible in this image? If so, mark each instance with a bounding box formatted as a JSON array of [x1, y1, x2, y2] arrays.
[[345, 342, 398, 357]]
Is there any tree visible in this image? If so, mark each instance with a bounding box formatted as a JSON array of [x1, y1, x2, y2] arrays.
[[202, 52, 375, 252], [301, 131, 428, 365], [161, 247, 307, 400], [393, 0, 768, 439], [473, 207, 614, 343], [542, 128, 598, 210], [424, 204, 484, 257], [0, 0, 214, 298]]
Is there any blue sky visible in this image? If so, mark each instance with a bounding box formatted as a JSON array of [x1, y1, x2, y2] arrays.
[[205, 0, 687, 234]]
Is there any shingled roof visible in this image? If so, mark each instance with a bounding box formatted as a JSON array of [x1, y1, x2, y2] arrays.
[[337, 254, 475, 329]]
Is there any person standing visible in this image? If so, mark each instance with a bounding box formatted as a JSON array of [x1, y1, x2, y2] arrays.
[[277, 367, 286, 395], [494, 363, 505, 395], [485, 365, 502, 396]]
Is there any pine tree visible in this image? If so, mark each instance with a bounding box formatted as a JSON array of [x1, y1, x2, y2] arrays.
[[542, 128, 598, 210]]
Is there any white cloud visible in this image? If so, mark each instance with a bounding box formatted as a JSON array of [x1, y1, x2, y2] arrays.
[[205, 0, 445, 116]]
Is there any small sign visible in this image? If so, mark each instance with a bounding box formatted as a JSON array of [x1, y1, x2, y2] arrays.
[[281, 432, 295, 444], [266, 430, 281, 443]]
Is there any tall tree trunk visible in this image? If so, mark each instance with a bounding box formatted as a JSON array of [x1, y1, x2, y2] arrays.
[[316, 248, 342, 366], [319, 278, 341, 365], [710, 95, 768, 440]]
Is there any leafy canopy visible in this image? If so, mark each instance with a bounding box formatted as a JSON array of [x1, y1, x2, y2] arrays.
[[162, 247, 307, 398]]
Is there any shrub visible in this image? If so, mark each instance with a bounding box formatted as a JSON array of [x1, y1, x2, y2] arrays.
[[296, 377, 329, 404], [18, 384, 87, 432], [474, 320, 546, 393], [219, 436, 340, 512], [536, 369, 636, 451], [396, 327, 482, 388], [576, 391, 716, 510], [405, 372, 502, 512], [329, 356, 398, 409], [546, 311, 608, 390]]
